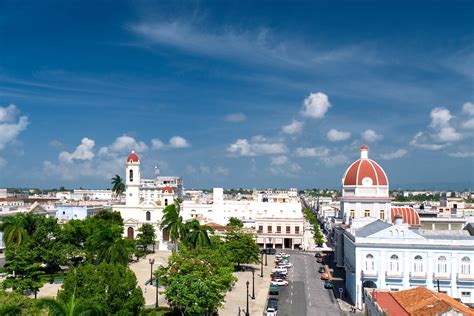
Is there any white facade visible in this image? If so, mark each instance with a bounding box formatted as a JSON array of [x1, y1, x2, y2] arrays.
[[56, 206, 88, 221], [343, 219, 474, 309]]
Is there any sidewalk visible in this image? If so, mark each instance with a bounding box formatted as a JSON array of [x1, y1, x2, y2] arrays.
[[218, 255, 275, 316]]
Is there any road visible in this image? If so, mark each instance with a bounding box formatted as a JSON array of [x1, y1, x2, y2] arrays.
[[276, 250, 344, 316]]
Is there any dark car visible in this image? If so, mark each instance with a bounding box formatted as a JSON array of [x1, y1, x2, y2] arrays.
[[317, 257, 323, 263], [267, 297, 278, 310], [269, 284, 279, 295], [324, 281, 333, 289], [318, 266, 326, 273], [315, 252, 322, 258], [271, 273, 287, 280]]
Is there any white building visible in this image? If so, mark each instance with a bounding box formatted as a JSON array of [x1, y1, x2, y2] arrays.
[[113, 151, 181, 250], [332, 146, 474, 309], [71, 189, 113, 201]]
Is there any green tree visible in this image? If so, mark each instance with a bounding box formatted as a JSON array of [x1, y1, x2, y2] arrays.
[[183, 220, 212, 249], [111, 175, 125, 199], [85, 225, 132, 265], [0, 290, 42, 315], [227, 217, 243, 228], [93, 209, 124, 227], [57, 263, 144, 315], [224, 231, 260, 268], [136, 223, 156, 253], [0, 215, 29, 247], [37, 291, 104, 316], [160, 201, 185, 252]]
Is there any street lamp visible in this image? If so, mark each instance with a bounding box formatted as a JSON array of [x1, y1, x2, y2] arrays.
[[246, 280, 250, 316], [251, 268, 255, 299], [155, 275, 159, 308], [260, 253, 264, 277], [149, 258, 155, 284], [265, 251, 267, 266]]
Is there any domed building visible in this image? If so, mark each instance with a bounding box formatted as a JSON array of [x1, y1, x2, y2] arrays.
[[340, 145, 392, 223]]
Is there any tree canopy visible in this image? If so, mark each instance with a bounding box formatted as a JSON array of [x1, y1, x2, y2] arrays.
[[227, 217, 243, 228]]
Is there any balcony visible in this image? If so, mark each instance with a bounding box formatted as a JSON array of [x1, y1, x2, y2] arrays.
[[410, 272, 427, 280], [457, 273, 474, 281], [385, 271, 404, 279], [433, 272, 451, 280], [361, 270, 378, 278]]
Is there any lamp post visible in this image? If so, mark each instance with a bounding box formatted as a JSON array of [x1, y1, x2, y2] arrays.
[[260, 253, 264, 277], [265, 252, 267, 266], [246, 280, 250, 316], [149, 258, 154, 284], [155, 275, 159, 308]]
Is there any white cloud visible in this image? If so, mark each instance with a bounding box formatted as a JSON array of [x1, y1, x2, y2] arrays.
[[294, 147, 329, 157], [282, 120, 304, 135], [320, 154, 349, 166], [0, 104, 29, 150], [0, 157, 6, 169], [151, 138, 165, 149], [227, 137, 287, 156], [462, 102, 474, 116], [59, 138, 95, 163], [430, 107, 452, 128], [380, 149, 408, 160], [289, 163, 301, 172], [186, 164, 229, 176], [436, 127, 462, 142], [301, 92, 331, 119], [169, 136, 191, 148], [224, 112, 246, 122], [327, 129, 351, 142], [270, 155, 288, 166], [448, 151, 474, 158], [409, 132, 446, 150], [109, 135, 148, 152], [49, 140, 63, 148], [361, 129, 383, 143], [461, 118, 474, 129]]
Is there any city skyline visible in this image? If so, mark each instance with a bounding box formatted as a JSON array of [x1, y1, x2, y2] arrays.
[[0, 1, 473, 189]]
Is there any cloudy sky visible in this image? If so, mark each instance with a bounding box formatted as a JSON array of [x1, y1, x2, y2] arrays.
[[0, 0, 473, 190]]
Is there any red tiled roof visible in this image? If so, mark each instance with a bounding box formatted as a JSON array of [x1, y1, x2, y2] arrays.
[[374, 291, 409, 316], [391, 207, 420, 225]]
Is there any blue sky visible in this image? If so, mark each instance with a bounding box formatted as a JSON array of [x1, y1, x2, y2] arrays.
[[0, 0, 473, 190]]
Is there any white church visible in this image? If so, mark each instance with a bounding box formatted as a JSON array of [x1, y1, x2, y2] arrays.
[[332, 146, 474, 309]]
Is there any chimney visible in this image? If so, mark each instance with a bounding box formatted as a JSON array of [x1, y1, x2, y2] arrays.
[[394, 214, 403, 225]]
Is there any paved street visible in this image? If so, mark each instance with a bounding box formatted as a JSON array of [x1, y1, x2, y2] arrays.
[[276, 250, 344, 316]]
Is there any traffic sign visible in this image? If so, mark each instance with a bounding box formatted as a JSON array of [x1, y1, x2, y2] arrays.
[[338, 287, 344, 293]]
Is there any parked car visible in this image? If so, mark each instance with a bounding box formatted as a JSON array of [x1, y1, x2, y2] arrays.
[[324, 281, 333, 289], [269, 284, 279, 295], [277, 262, 293, 268], [271, 267, 288, 274], [318, 266, 326, 273], [315, 252, 322, 258], [268, 297, 279, 310], [316, 257, 323, 263], [266, 307, 277, 316], [321, 272, 330, 280], [271, 279, 289, 286]]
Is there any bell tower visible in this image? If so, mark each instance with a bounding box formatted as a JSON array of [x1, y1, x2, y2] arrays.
[[125, 151, 141, 206]]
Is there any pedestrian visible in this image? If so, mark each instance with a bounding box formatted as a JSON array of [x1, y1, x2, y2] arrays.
[[238, 306, 241, 316]]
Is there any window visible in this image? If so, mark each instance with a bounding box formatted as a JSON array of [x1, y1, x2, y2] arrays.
[[461, 291, 471, 297], [437, 256, 447, 273], [277, 226, 281, 233], [364, 210, 370, 217], [286, 226, 291, 234], [258, 225, 263, 233], [146, 211, 151, 221], [365, 254, 374, 271], [129, 169, 134, 182], [414, 255, 423, 273], [164, 199, 168, 206], [350, 210, 355, 218], [295, 226, 300, 234], [390, 255, 399, 272], [267, 225, 272, 233], [380, 210, 385, 220], [461, 257, 471, 275]]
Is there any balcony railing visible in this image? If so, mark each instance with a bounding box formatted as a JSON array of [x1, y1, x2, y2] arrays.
[[410, 272, 427, 280], [362, 270, 378, 278], [385, 271, 404, 279], [457, 273, 474, 281], [433, 272, 451, 280]]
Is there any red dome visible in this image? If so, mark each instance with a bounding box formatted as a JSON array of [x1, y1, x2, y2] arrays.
[[391, 207, 420, 225], [127, 151, 139, 163], [162, 186, 173, 194], [342, 146, 388, 186]]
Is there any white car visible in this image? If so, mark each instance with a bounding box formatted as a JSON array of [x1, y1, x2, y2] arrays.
[[277, 252, 290, 257], [271, 279, 289, 286], [271, 267, 288, 274], [266, 307, 277, 316], [277, 262, 293, 268]]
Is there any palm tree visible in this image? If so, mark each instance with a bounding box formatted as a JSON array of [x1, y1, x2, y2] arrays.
[[110, 175, 125, 199], [0, 215, 29, 247], [89, 227, 131, 265], [37, 292, 103, 316], [184, 220, 212, 248], [160, 202, 185, 252]]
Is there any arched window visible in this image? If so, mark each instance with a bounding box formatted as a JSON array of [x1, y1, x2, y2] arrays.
[[380, 210, 385, 220], [414, 255, 423, 273], [461, 257, 471, 275], [437, 256, 447, 273], [350, 210, 355, 218], [164, 199, 168, 206], [146, 211, 151, 221], [365, 254, 375, 271], [129, 169, 134, 182], [364, 210, 370, 217], [390, 255, 399, 272]]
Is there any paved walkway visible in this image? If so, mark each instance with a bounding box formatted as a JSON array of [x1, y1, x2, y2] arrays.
[[218, 255, 275, 316]]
